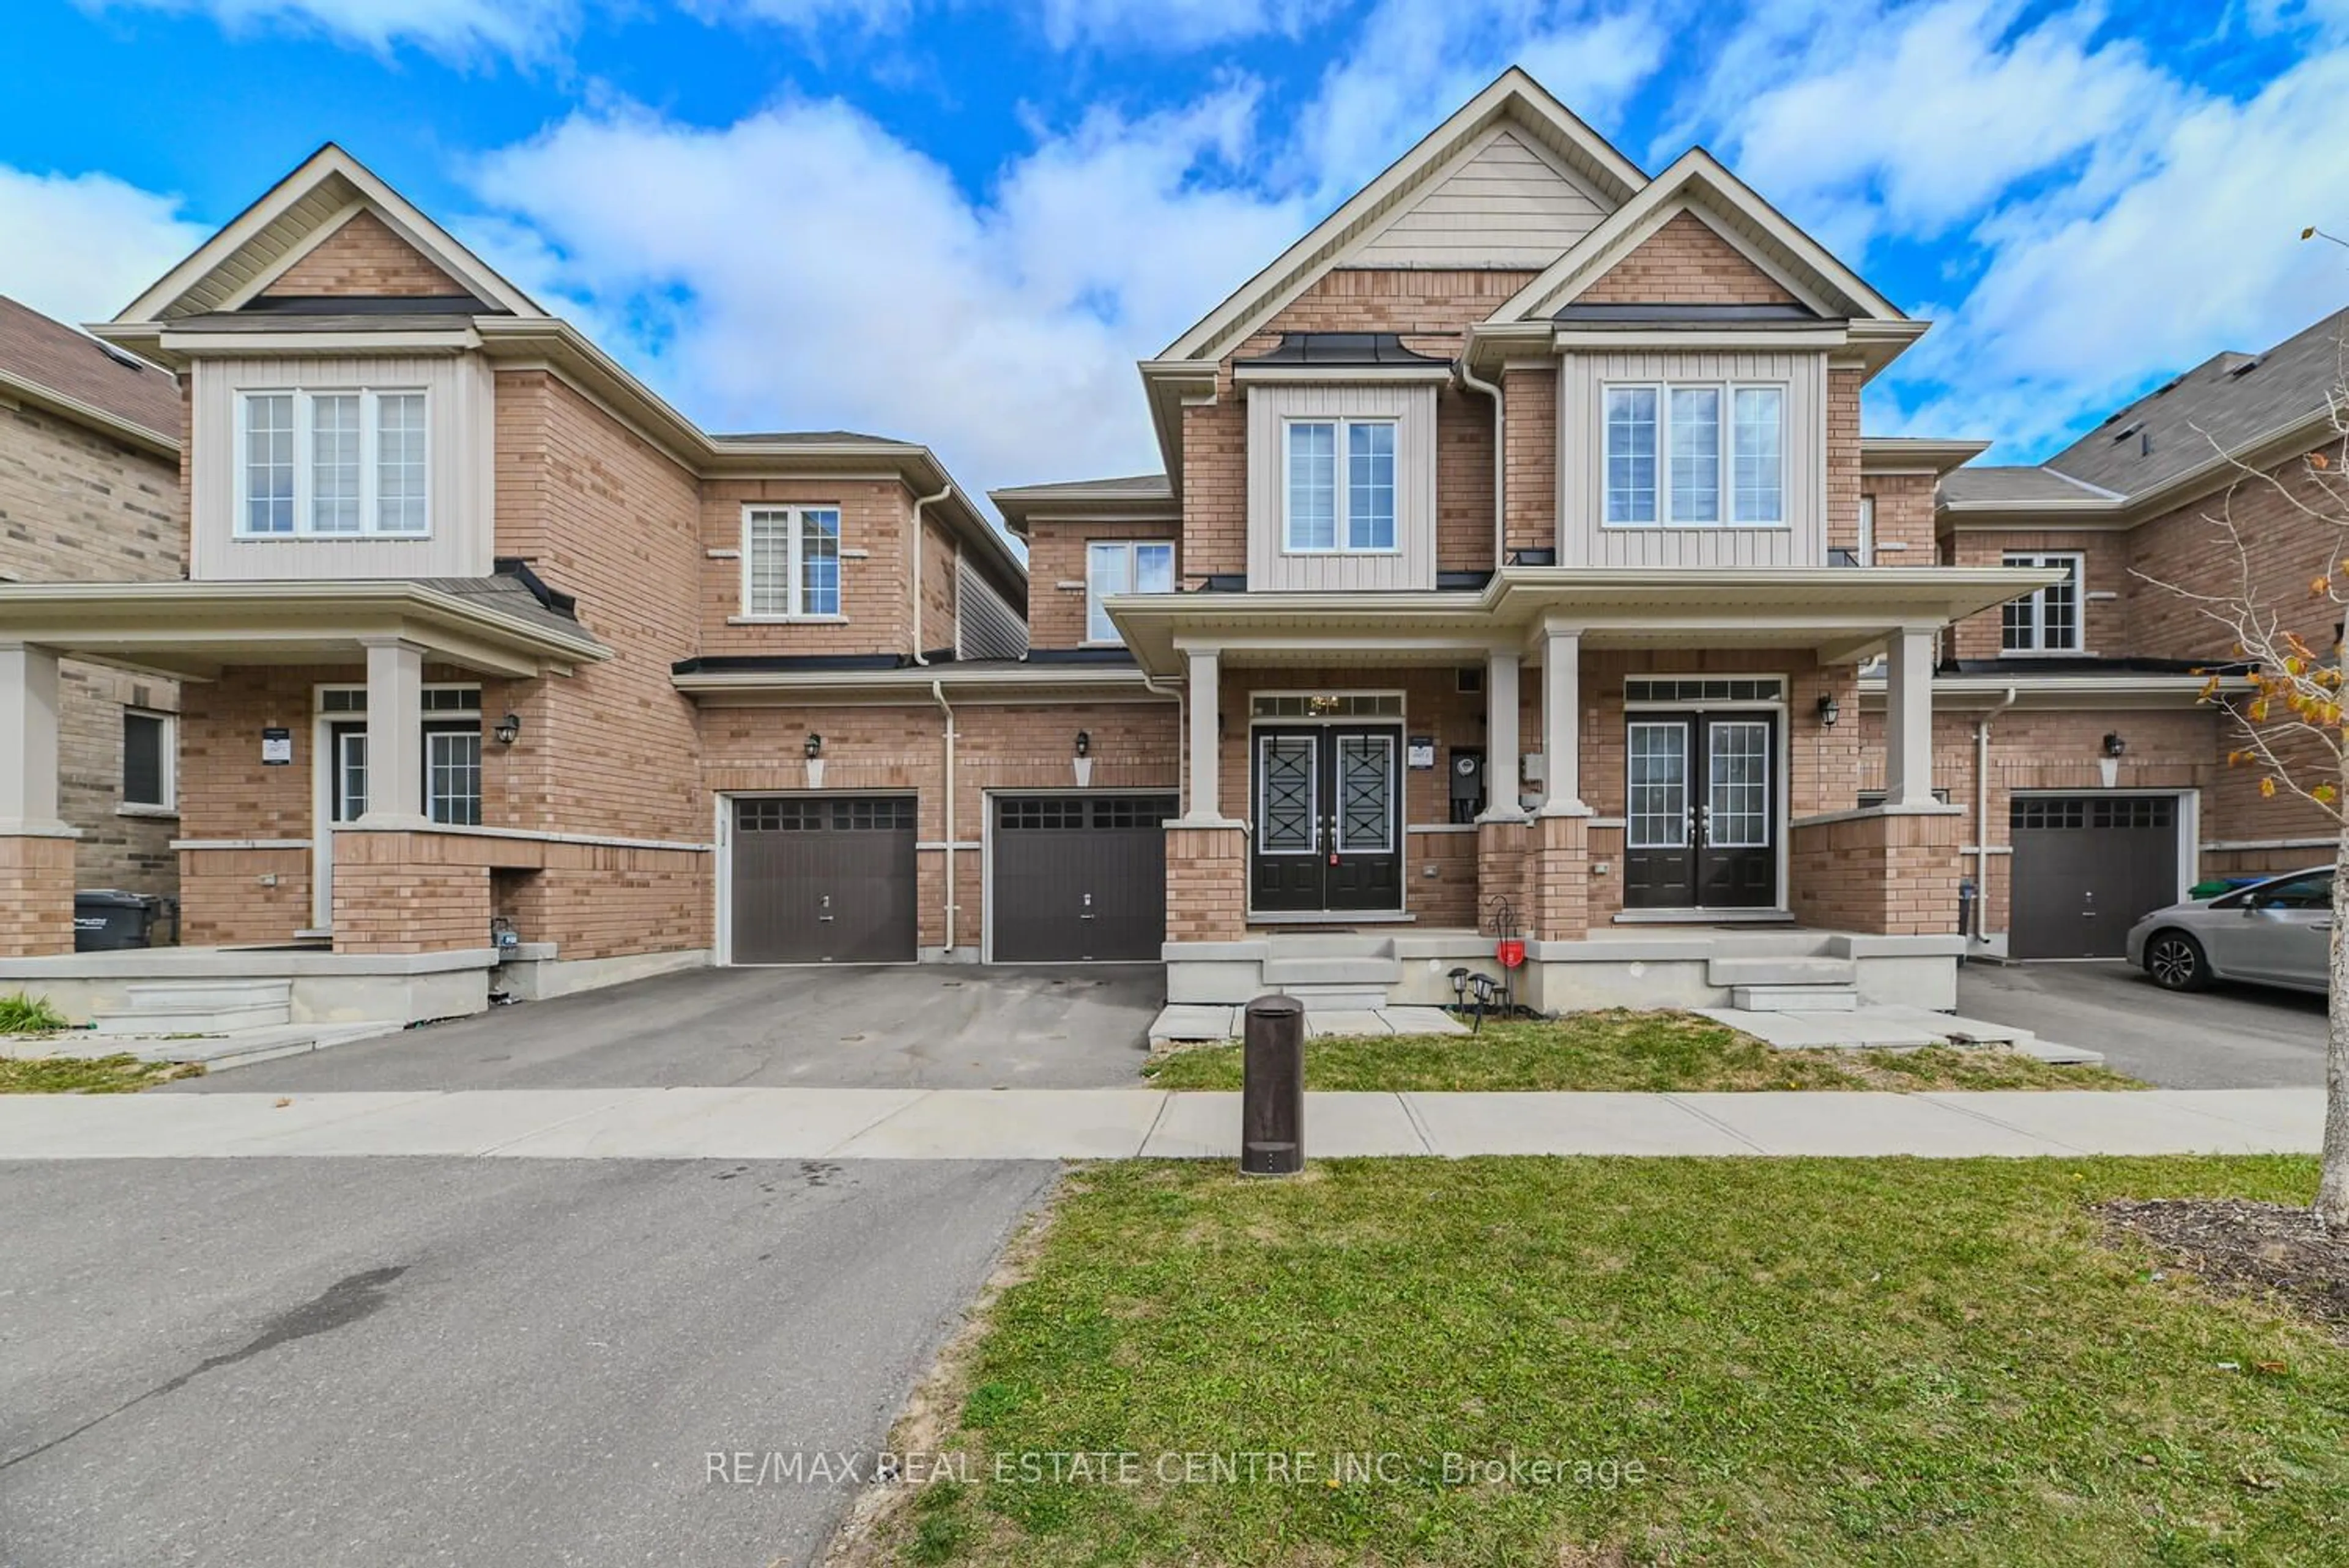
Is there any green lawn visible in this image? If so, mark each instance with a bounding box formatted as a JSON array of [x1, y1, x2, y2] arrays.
[[874, 1157, 2349, 1566], [1143, 1009, 2141, 1092], [0, 1054, 205, 1093]]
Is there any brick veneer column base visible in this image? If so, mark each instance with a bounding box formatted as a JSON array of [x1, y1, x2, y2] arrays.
[[1787, 808, 1964, 935], [1475, 817, 1531, 933], [0, 835, 75, 956], [1165, 824, 1247, 943], [331, 830, 495, 955], [1530, 812, 1590, 942]]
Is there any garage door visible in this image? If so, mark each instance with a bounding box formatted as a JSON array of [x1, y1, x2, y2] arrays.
[[990, 794, 1177, 962], [2008, 795, 2180, 959], [730, 796, 916, 964]]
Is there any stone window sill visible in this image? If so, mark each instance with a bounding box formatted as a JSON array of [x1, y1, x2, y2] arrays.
[[117, 803, 180, 820], [727, 615, 850, 625]]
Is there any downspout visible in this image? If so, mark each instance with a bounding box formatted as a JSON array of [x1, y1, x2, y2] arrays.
[[909, 481, 954, 667], [932, 678, 958, 957], [1457, 359, 1504, 565], [1973, 685, 2018, 943]]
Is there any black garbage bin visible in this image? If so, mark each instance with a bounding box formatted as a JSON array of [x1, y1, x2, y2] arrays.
[[74, 890, 156, 952]]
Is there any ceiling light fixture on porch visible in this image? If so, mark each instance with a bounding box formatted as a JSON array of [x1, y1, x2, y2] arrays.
[[1075, 730, 1091, 758], [2104, 732, 2127, 758], [1815, 693, 1840, 728], [492, 712, 521, 746], [804, 733, 823, 760]]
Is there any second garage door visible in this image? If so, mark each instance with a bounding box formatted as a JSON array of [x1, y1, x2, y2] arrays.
[[990, 794, 1176, 962], [2008, 795, 2181, 959], [730, 795, 916, 964]]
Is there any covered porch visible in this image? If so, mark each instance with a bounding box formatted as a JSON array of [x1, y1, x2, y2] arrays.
[[1108, 565, 2054, 1009]]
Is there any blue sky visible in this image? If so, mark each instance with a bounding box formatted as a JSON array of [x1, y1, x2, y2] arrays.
[[4, 0, 2347, 510]]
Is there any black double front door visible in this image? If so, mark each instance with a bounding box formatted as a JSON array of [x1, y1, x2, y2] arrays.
[[1624, 712, 1778, 909], [1250, 724, 1403, 913]]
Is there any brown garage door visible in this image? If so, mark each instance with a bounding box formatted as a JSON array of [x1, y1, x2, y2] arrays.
[[990, 794, 1176, 962], [730, 796, 917, 964], [2008, 795, 2180, 959]]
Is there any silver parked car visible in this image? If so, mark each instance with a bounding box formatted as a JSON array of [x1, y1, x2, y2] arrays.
[[2126, 867, 2334, 994]]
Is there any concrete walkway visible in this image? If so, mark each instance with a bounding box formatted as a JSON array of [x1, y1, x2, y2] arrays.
[[0, 1086, 2322, 1160]]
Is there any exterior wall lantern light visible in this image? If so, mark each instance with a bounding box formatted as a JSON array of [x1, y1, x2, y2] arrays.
[[492, 712, 522, 746], [2103, 732, 2127, 758], [804, 733, 824, 760], [1816, 694, 1841, 728], [1075, 730, 1091, 757]]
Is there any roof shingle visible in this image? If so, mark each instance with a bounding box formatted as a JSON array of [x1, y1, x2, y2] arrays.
[[0, 295, 182, 439]]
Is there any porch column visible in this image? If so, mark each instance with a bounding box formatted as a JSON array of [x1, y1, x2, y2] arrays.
[[360, 637, 429, 828], [1180, 647, 1228, 824], [1537, 623, 1589, 816], [1884, 626, 1935, 808], [0, 642, 76, 957], [1480, 650, 1524, 820]]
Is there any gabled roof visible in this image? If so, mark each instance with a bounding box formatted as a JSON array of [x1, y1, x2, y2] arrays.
[[1157, 68, 1646, 365], [990, 473, 1176, 537], [112, 143, 544, 323], [0, 294, 180, 451], [1488, 147, 1907, 326]]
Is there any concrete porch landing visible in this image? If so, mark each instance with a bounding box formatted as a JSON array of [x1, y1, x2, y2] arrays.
[[1696, 1004, 2104, 1065]]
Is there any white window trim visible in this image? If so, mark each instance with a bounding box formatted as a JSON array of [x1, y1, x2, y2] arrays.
[[233, 387, 431, 540], [2000, 551, 2088, 656], [1600, 380, 1789, 530], [119, 708, 177, 815], [1084, 539, 1174, 645], [1280, 417, 1401, 556], [1857, 495, 1876, 565], [740, 504, 846, 621]]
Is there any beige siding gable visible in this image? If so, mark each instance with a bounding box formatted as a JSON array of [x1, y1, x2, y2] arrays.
[[1354, 127, 1611, 269]]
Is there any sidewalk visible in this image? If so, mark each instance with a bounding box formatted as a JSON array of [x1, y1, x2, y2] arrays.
[[0, 1087, 2321, 1161]]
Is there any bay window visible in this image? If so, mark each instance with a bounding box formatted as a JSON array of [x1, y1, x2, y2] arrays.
[[237, 388, 430, 537], [1604, 381, 1785, 526], [743, 505, 844, 619], [1284, 418, 1397, 552], [1086, 540, 1174, 644]]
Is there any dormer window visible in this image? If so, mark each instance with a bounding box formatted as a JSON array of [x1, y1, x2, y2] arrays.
[[237, 388, 429, 537], [1283, 418, 1397, 553]]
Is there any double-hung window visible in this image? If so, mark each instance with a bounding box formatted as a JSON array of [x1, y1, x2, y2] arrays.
[[743, 506, 844, 619], [2002, 552, 2084, 654], [1085, 540, 1174, 644], [1603, 382, 1785, 526], [237, 388, 429, 537], [1284, 418, 1397, 552]]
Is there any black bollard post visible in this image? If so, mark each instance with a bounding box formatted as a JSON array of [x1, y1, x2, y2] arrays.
[[1241, 993, 1305, 1176]]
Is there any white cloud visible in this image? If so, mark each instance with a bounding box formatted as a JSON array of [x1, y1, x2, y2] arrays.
[[1028, 0, 1329, 51], [0, 165, 210, 327], [77, 0, 584, 63]]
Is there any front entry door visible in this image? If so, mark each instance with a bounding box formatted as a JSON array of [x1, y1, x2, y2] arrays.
[[312, 721, 369, 930], [1250, 725, 1403, 913], [1624, 713, 1778, 909]]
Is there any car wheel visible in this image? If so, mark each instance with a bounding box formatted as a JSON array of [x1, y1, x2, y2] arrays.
[[2144, 931, 2210, 992]]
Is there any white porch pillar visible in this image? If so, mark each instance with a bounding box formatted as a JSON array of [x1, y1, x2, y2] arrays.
[[1884, 626, 1936, 808], [360, 637, 429, 827], [0, 642, 69, 834], [1181, 647, 1228, 824], [1538, 623, 1589, 816], [1480, 650, 1525, 820]]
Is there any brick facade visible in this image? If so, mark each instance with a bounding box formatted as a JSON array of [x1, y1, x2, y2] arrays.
[[1501, 365, 1556, 560], [1787, 808, 1964, 935], [1581, 212, 1799, 307], [1863, 470, 1935, 560], [260, 211, 467, 300], [0, 836, 75, 957], [1025, 516, 1179, 650]]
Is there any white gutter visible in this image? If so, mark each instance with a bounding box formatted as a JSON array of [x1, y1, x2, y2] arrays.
[[932, 679, 959, 956], [1972, 685, 2017, 942], [909, 481, 954, 666], [1457, 360, 1504, 565]]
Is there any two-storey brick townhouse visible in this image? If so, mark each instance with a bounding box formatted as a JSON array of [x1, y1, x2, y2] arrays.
[[0, 71, 2054, 1025], [1880, 304, 2349, 962], [0, 295, 185, 929]]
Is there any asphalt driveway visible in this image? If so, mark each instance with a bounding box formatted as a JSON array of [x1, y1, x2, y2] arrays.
[[1956, 958, 2327, 1088], [174, 963, 1163, 1094], [0, 1155, 1054, 1568]]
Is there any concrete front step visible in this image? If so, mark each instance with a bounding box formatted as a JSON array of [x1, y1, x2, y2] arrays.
[[1729, 984, 1860, 1013], [1707, 956, 1857, 987], [1261, 957, 1405, 988], [92, 979, 295, 1036], [1274, 984, 1392, 1011], [1262, 934, 1398, 959]]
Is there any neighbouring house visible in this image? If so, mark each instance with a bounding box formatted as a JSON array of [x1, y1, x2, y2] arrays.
[[1874, 305, 2349, 960], [0, 295, 185, 933], [0, 73, 2062, 1025]]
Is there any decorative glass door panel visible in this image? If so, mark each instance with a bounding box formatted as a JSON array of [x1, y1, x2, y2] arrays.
[[1623, 711, 1778, 909], [1250, 724, 1404, 912]]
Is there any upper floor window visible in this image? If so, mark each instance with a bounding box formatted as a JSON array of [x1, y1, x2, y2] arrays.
[[1086, 540, 1173, 644], [744, 506, 842, 619], [2002, 552, 2084, 653], [238, 388, 429, 537], [1283, 418, 1396, 553], [1603, 382, 1784, 527]]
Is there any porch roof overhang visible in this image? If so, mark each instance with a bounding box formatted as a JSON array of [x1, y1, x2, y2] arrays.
[[0, 581, 610, 680], [672, 661, 1171, 706], [1105, 565, 2064, 677], [1859, 671, 2249, 712]]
